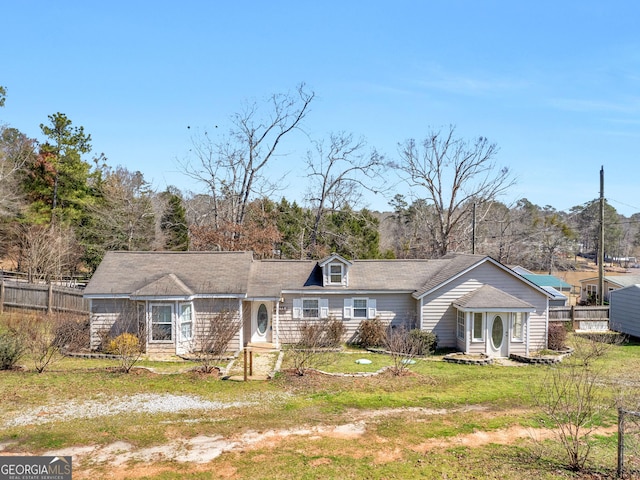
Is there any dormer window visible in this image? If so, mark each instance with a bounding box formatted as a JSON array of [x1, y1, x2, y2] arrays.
[[329, 263, 343, 284], [319, 253, 352, 287]]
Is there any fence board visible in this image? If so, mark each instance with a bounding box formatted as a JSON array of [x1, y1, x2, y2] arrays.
[[0, 280, 89, 315]]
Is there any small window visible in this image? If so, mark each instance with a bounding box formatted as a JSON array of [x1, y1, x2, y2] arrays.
[[472, 313, 483, 341], [151, 304, 172, 342], [329, 264, 343, 284], [512, 313, 524, 341], [303, 299, 319, 318], [353, 298, 368, 318], [456, 309, 465, 340], [180, 303, 193, 341]]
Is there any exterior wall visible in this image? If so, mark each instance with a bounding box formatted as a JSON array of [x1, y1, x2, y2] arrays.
[[89, 298, 139, 350], [277, 292, 418, 344], [191, 298, 242, 352], [420, 261, 548, 353], [610, 285, 640, 338]]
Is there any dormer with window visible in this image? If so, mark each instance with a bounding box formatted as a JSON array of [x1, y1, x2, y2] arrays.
[[318, 254, 352, 287]]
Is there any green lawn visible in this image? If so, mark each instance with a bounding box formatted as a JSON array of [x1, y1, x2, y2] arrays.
[[1, 337, 639, 479]]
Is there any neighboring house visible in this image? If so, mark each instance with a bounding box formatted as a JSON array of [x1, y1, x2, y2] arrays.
[[84, 251, 553, 359], [510, 266, 571, 307], [610, 284, 640, 338], [579, 275, 640, 303]]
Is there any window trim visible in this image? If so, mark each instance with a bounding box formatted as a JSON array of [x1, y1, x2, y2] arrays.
[[179, 302, 193, 341], [302, 298, 320, 319], [328, 263, 344, 285], [150, 303, 173, 343], [511, 312, 525, 342], [472, 312, 484, 342], [456, 309, 465, 340]]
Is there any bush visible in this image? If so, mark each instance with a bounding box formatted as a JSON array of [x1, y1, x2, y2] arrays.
[[54, 317, 90, 352], [108, 333, 142, 373], [0, 332, 24, 370], [408, 329, 437, 355], [324, 317, 346, 347], [356, 318, 386, 348], [548, 322, 568, 351]]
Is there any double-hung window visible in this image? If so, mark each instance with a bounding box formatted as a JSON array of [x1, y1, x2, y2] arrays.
[[353, 298, 368, 318], [456, 309, 465, 340], [302, 299, 319, 319], [329, 263, 343, 284], [151, 304, 173, 342], [180, 303, 193, 341]]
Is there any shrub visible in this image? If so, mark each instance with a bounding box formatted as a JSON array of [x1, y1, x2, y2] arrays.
[[0, 332, 24, 370], [324, 317, 346, 348], [54, 317, 90, 352], [108, 333, 142, 373], [356, 318, 386, 348], [548, 322, 568, 351], [408, 329, 437, 355]]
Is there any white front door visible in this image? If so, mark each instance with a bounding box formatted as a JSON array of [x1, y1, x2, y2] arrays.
[[251, 302, 272, 343], [489, 313, 509, 357]]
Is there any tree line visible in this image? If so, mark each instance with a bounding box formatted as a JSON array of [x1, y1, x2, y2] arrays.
[[1, 83, 637, 281]]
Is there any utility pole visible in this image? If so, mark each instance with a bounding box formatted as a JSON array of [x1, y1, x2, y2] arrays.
[[472, 202, 476, 254], [598, 166, 605, 305]]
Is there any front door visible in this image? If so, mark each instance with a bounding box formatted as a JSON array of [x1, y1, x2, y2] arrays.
[[489, 313, 509, 357], [251, 302, 272, 343]]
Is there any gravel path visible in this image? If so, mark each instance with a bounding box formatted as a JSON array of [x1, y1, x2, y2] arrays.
[[3, 394, 254, 428]]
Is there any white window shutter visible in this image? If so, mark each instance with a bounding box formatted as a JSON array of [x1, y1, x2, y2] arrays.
[[367, 298, 377, 319], [320, 299, 329, 319], [343, 298, 353, 319], [292, 298, 302, 319]]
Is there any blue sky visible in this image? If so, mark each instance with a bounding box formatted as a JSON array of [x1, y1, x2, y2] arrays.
[[2, 1, 640, 216]]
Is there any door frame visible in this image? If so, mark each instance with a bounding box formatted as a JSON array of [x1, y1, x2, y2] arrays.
[[488, 312, 509, 357], [251, 301, 273, 343]]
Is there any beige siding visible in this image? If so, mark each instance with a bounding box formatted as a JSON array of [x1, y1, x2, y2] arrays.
[[90, 299, 137, 350], [192, 299, 242, 352], [277, 293, 418, 344], [421, 261, 548, 352]]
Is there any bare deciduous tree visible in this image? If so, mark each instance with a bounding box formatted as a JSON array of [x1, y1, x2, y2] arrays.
[[0, 125, 35, 217], [305, 132, 386, 256], [395, 125, 514, 257], [13, 223, 82, 282], [181, 84, 314, 235]]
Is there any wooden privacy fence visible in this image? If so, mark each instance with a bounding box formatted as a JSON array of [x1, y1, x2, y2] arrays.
[[549, 306, 609, 331], [0, 280, 90, 315]]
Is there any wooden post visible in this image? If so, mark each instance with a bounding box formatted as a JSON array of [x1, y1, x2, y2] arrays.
[[249, 349, 253, 376], [0, 279, 4, 315], [617, 407, 625, 478], [47, 283, 53, 315], [243, 348, 248, 381]]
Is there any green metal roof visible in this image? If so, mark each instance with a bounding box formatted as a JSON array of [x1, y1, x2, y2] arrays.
[[520, 274, 572, 289]]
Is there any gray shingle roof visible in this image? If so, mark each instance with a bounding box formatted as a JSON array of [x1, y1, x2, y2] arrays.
[[84, 251, 537, 301], [453, 284, 535, 310], [84, 251, 253, 297]]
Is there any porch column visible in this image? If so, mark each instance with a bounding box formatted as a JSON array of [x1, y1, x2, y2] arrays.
[[275, 298, 280, 348], [238, 300, 244, 349]]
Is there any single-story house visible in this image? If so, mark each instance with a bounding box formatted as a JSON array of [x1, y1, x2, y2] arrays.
[[579, 275, 640, 303], [83, 251, 554, 358], [609, 284, 640, 338]]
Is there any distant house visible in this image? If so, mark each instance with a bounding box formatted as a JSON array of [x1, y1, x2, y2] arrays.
[[609, 284, 640, 338], [510, 266, 571, 307], [84, 252, 553, 359], [579, 275, 640, 303]]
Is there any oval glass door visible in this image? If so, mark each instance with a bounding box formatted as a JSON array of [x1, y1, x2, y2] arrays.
[[257, 304, 268, 335], [491, 315, 504, 349]]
